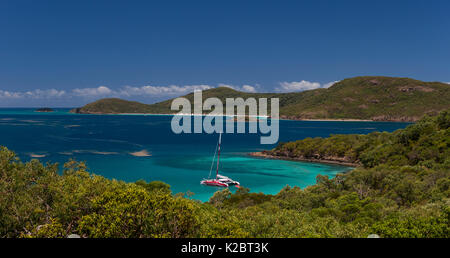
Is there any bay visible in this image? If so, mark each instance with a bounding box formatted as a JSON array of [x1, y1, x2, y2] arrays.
[[0, 108, 410, 201]]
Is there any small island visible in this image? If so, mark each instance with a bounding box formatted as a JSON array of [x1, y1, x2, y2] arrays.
[[35, 108, 55, 112]]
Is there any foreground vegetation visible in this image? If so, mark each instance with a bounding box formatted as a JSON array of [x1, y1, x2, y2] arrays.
[[1, 111, 449, 238], [71, 76, 450, 122]]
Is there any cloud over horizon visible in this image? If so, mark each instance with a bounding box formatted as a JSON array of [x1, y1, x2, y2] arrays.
[[0, 85, 215, 101], [0, 80, 338, 106], [0, 83, 257, 106], [276, 80, 339, 92], [217, 84, 258, 93], [0, 89, 66, 99]]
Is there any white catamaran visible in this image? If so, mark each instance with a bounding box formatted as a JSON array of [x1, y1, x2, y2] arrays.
[[200, 132, 240, 188]]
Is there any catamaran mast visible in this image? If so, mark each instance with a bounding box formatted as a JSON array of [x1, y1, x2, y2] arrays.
[[201, 132, 239, 188], [215, 132, 222, 179]]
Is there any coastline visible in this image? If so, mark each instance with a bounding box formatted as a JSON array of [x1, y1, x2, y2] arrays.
[[248, 151, 360, 167], [68, 110, 419, 122], [294, 118, 373, 122], [69, 111, 411, 122]]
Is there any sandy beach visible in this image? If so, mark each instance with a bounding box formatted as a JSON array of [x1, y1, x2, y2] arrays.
[[297, 118, 373, 122], [76, 111, 381, 122], [30, 154, 46, 158]]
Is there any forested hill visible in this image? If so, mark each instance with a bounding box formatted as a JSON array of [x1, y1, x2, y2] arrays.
[[256, 110, 450, 169], [70, 76, 450, 122]]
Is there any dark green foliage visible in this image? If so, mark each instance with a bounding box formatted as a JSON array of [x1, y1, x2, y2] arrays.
[[77, 187, 199, 238], [269, 110, 450, 170], [0, 150, 200, 238], [70, 98, 155, 114], [371, 207, 449, 238], [135, 180, 171, 194]]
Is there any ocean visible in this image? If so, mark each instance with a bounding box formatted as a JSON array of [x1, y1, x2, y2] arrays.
[[0, 108, 411, 201]]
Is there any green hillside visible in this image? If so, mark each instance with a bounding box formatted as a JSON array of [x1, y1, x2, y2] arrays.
[[280, 76, 450, 121], [259, 110, 450, 168], [70, 98, 155, 114], [71, 76, 450, 121]]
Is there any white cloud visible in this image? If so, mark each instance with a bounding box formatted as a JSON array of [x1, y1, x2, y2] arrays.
[[277, 80, 321, 92], [276, 80, 339, 92], [218, 83, 258, 93], [27, 89, 66, 98], [70, 84, 213, 98], [0, 80, 339, 102], [118, 85, 212, 97], [322, 81, 339, 88], [0, 90, 22, 99], [242, 85, 257, 93], [0, 85, 216, 100], [72, 86, 112, 97], [0, 89, 66, 99]]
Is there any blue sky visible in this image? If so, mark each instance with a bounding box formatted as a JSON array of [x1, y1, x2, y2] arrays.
[[0, 0, 449, 107]]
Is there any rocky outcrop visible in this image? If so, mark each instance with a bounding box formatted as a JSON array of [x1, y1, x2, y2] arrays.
[[249, 151, 359, 167]]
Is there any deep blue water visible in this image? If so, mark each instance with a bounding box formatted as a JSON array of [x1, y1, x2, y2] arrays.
[[0, 108, 411, 201]]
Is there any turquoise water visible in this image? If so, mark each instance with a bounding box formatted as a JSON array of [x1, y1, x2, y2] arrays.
[[0, 108, 411, 201]]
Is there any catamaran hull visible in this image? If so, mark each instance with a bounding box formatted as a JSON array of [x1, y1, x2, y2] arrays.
[[200, 180, 228, 187]]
